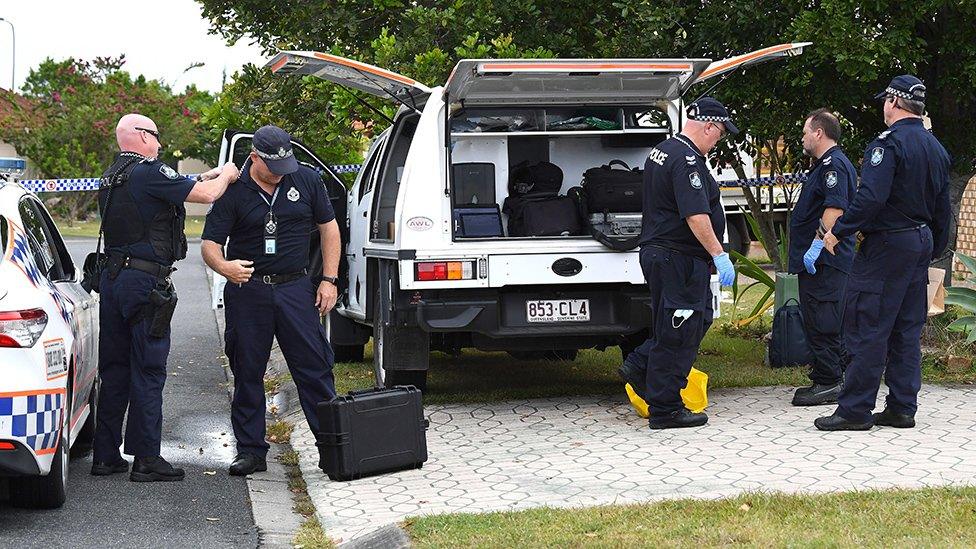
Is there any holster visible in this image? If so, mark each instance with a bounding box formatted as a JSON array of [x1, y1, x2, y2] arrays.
[[106, 253, 127, 280], [81, 252, 107, 293], [147, 280, 178, 338]]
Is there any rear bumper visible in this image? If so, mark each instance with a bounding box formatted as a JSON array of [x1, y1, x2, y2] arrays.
[[0, 440, 41, 477], [410, 283, 651, 338]]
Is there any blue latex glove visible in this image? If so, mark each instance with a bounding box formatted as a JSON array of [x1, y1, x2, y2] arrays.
[[713, 252, 736, 286], [803, 239, 825, 275]]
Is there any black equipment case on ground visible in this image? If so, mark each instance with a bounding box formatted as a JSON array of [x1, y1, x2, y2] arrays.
[[316, 386, 428, 481]]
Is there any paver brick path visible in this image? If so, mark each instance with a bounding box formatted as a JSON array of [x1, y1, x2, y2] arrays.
[[292, 384, 976, 543]]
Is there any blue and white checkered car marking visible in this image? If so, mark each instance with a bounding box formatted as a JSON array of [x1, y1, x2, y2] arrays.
[[0, 392, 65, 454]]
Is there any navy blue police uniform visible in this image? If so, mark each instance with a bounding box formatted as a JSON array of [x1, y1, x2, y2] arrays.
[[623, 132, 725, 420], [789, 146, 857, 386], [202, 161, 337, 459], [825, 76, 951, 426], [94, 152, 192, 465]]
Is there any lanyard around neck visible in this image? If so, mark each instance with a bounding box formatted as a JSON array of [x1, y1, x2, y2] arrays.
[[258, 184, 281, 211]]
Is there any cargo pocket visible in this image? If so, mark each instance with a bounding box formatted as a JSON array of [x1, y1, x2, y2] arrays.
[[846, 279, 883, 332], [658, 296, 707, 349], [809, 286, 843, 336]]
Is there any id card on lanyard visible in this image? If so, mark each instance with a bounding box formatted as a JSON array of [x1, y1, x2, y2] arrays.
[[261, 185, 281, 255]]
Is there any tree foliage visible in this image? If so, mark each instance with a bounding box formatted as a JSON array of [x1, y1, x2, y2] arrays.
[[0, 57, 212, 221]]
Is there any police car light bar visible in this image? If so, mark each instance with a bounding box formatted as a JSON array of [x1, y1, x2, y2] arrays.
[[0, 157, 27, 176]]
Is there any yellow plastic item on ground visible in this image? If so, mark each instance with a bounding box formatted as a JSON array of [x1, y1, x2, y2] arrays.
[[625, 367, 709, 418]]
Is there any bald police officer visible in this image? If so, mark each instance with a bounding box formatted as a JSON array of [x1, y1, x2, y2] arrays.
[[789, 109, 857, 406], [618, 97, 737, 430], [92, 114, 238, 481], [817, 76, 951, 430], [202, 125, 341, 476]]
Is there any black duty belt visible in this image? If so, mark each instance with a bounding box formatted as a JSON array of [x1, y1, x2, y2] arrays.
[[255, 270, 307, 285], [865, 224, 927, 236], [109, 253, 174, 278]]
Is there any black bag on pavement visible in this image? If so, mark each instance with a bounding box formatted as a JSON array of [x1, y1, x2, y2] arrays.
[[316, 386, 428, 481], [503, 193, 583, 237], [581, 160, 643, 213], [768, 298, 815, 368], [508, 161, 563, 197]]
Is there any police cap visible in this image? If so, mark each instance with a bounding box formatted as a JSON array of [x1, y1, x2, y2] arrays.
[[874, 74, 926, 103], [686, 97, 739, 135], [253, 125, 299, 175]]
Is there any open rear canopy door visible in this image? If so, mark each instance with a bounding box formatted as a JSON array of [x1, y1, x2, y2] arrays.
[[444, 58, 711, 105], [692, 42, 812, 85], [266, 51, 431, 107]]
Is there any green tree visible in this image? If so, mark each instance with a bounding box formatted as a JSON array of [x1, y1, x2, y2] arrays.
[[198, 0, 975, 263], [0, 56, 213, 222]]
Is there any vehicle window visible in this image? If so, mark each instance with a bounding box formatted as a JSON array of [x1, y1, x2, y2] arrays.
[[18, 198, 63, 280], [0, 215, 7, 263], [33, 200, 75, 280], [231, 135, 253, 167], [372, 114, 419, 241], [357, 136, 386, 203]]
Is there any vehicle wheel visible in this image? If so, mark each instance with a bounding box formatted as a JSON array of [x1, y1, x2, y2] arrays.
[[372, 277, 429, 391], [333, 344, 366, 363], [70, 376, 99, 458], [728, 216, 751, 257], [507, 350, 578, 362], [10, 389, 70, 509], [385, 369, 429, 392], [619, 329, 649, 361]]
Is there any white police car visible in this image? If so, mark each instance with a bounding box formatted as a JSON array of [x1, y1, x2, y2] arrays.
[[0, 163, 99, 509]]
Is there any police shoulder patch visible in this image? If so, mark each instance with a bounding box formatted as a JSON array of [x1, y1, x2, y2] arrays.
[[822, 156, 832, 166], [870, 146, 885, 166], [825, 170, 838, 188], [159, 164, 180, 180], [689, 171, 703, 190], [878, 130, 891, 140], [685, 155, 697, 166]]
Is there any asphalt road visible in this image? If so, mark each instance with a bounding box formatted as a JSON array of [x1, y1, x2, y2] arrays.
[[0, 239, 258, 548]]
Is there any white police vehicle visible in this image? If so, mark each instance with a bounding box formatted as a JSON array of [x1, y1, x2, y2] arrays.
[[0, 158, 99, 508], [220, 43, 808, 390]]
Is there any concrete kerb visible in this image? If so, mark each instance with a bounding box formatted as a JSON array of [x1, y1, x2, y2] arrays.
[[206, 267, 306, 548]]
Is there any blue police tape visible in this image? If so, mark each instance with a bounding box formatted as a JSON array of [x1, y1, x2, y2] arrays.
[[17, 168, 808, 193]]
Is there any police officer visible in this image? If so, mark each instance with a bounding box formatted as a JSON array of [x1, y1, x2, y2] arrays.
[[92, 114, 239, 481], [817, 75, 951, 430], [788, 109, 857, 406], [618, 97, 737, 429], [201, 125, 340, 475]]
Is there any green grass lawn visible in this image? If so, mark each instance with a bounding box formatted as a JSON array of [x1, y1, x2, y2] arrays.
[[405, 487, 976, 548], [55, 215, 206, 239]]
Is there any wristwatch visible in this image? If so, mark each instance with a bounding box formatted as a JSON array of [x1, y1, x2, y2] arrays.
[[320, 275, 339, 286]]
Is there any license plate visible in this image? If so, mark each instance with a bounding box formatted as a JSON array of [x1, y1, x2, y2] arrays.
[[526, 299, 590, 323]]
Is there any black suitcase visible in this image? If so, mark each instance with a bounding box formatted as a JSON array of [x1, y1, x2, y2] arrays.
[[768, 298, 815, 368], [503, 194, 583, 237], [316, 386, 428, 481], [581, 160, 644, 213]]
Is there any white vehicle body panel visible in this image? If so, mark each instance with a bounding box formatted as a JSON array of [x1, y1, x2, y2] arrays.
[[0, 183, 98, 476]]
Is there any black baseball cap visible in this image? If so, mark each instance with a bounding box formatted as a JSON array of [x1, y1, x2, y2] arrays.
[[252, 125, 299, 175], [874, 74, 926, 103], [686, 97, 739, 135]]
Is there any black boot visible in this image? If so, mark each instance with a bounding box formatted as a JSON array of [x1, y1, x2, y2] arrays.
[[873, 408, 916, 428], [91, 458, 129, 476], [792, 381, 843, 406], [648, 409, 708, 430], [814, 412, 874, 431], [617, 359, 647, 400], [130, 456, 185, 482], [229, 453, 268, 476]]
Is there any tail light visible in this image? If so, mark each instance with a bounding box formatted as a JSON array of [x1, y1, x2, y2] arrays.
[[415, 261, 476, 281], [0, 308, 48, 348]]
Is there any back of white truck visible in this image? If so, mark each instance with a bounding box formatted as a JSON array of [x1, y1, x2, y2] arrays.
[[265, 44, 809, 389]]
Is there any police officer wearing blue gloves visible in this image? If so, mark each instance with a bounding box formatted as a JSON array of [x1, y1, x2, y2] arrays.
[[817, 75, 951, 431], [201, 125, 340, 475], [92, 114, 239, 481], [789, 109, 857, 406], [618, 97, 736, 430]]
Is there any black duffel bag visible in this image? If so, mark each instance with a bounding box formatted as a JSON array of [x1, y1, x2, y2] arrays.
[[509, 160, 563, 197], [768, 298, 815, 368], [503, 193, 583, 237], [581, 160, 643, 213]]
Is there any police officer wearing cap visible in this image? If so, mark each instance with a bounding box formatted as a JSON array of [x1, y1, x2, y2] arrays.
[[618, 97, 737, 430], [92, 114, 239, 481], [788, 108, 857, 406], [817, 75, 951, 430], [201, 125, 341, 475]]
